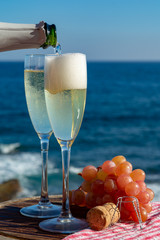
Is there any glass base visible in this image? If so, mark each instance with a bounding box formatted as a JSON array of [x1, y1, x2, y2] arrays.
[[39, 216, 89, 234], [20, 202, 61, 218]]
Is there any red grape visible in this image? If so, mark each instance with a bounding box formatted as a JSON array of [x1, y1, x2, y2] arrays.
[[146, 188, 154, 201], [140, 202, 152, 213], [81, 180, 92, 192], [102, 193, 114, 204], [112, 155, 126, 166], [72, 156, 153, 223], [82, 165, 97, 181], [105, 174, 117, 182], [72, 189, 86, 206], [130, 169, 145, 181], [136, 181, 146, 192], [104, 178, 117, 193], [102, 160, 116, 175], [115, 161, 132, 176], [114, 190, 126, 203], [85, 192, 96, 208], [69, 190, 74, 205], [117, 174, 133, 191], [119, 204, 131, 221], [131, 206, 148, 223], [91, 179, 104, 196], [137, 191, 150, 204], [126, 162, 133, 170], [96, 196, 104, 205], [124, 196, 138, 212], [125, 181, 140, 196]]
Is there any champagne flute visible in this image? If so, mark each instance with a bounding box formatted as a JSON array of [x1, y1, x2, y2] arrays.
[[39, 53, 88, 233], [20, 54, 61, 218]]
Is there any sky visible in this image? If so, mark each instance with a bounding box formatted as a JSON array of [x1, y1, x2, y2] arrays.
[[1, 0, 160, 61]]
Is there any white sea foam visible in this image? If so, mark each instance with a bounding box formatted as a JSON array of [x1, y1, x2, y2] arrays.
[[45, 53, 87, 93], [0, 152, 59, 197], [0, 143, 20, 154], [70, 166, 82, 174], [0, 152, 40, 180]]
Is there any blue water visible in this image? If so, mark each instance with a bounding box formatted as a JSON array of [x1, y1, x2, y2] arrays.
[[0, 61, 160, 200]]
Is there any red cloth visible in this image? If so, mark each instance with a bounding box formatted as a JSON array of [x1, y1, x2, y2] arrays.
[[63, 202, 160, 240]]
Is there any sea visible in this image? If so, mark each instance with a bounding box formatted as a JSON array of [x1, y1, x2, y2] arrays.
[[0, 61, 160, 201]]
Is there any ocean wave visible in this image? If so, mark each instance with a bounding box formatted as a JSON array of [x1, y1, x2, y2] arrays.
[[70, 166, 82, 174], [0, 151, 60, 197], [0, 152, 41, 182], [0, 152, 59, 181], [0, 142, 20, 154]]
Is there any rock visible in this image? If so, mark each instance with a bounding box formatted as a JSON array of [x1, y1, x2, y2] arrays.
[[0, 179, 21, 202]]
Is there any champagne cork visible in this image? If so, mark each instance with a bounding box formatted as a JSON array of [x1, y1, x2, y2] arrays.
[[87, 203, 120, 231], [103, 203, 120, 224], [86, 206, 111, 231]]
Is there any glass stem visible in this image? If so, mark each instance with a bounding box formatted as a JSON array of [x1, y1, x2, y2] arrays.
[[39, 135, 50, 205], [59, 141, 72, 219]]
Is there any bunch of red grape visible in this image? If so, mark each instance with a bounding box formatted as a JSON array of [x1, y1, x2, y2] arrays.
[[70, 155, 154, 223]]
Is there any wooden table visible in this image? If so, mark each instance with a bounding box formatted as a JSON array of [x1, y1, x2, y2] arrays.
[[0, 196, 73, 240]]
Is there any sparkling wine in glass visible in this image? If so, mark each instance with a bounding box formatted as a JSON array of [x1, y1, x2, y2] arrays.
[[39, 53, 88, 233], [20, 54, 61, 218]]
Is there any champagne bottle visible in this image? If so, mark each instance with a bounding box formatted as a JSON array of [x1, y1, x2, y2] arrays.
[[0, 21, 57, 52]]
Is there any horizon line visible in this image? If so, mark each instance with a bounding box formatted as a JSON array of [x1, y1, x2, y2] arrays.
[[1, 59, 160, 63]]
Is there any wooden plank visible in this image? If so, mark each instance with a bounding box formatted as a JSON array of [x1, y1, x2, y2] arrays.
[[0, 196, 67, 240], [0, 236, 21, 240]]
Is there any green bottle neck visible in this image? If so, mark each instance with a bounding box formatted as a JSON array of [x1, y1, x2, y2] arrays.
[[41, 22, 57, 49]]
